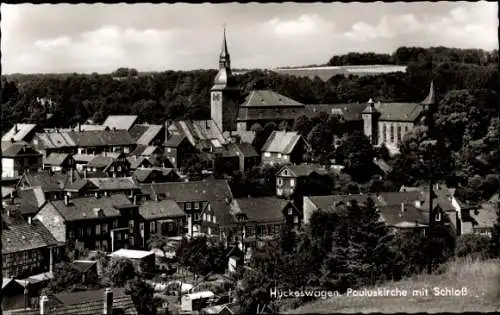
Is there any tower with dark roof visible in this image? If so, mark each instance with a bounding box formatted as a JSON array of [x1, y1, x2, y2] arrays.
[[361, 98, 381, 145], [211, 26, 240, 133]]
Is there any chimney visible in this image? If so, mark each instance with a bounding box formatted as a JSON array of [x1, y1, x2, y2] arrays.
[[401, 202, 405, 213], [103, 288, 113, 315], [40, 295, 49, 315], [64, 194, 70, 206], [15, 123, 19, 133], [133, 195, 137, 205]]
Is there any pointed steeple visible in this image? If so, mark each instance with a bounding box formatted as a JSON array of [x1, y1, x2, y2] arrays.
[[219, 24, 231, 70], [421, 80, 436, 106]]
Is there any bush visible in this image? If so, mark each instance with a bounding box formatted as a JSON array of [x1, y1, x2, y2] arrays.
[[456, 234, 492, 259]]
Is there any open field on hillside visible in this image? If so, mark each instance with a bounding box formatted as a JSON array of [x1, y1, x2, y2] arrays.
[[288, 257, 500, 313]]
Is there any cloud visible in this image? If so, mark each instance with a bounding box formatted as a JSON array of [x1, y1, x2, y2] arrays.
[[345, 14, 423, 41], [266, 14, 335, 36]]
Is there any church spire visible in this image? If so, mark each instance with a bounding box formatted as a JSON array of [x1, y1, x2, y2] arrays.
[[219, 24, 230, 69], [421, 80, 436, 106]]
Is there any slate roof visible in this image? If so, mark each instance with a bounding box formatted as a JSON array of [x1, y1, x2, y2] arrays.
[[2, 142, 41, 157], [233, 142, 259, 158], [43, 153, 71, 166], [102, 115, 138, 130], [16, 186, 47, 215], [87, 177, 139, 191], [71, 260, 97, 273], [20, 171, 80, 192], [2, 124, 37, 142], [133, 168, 178, 183], [235, 197, 288, 223], [308, 194, 378, 211], [171, 120, 228, 147], [209, 200, 238, 226], [240, 90, 304, 107], [371, 102, 424, 122], [73, 154, 97, 163], [223, 131, 256, 144], [87, 156, 115, 169], [50, 194, 131, 222], [237, 106, 306, 122], [142, 180, 233, 203], [8, 288, 138, 315], [2, 211, 58, 254], [129, 124, 163, 145], [280, 164, 329, 177], [305, 103, 367, 121], [139, 199, 185, 220], [33, 130, 135, 149], [127, 156, 153, 170], [377, 191, 425, 206], [379, 204, 428, 227], [261, 131, 304, 154], [165, 134, 187, 147]]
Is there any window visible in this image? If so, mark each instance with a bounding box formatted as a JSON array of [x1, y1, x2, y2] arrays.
[[435, 212, 441, 222], [130, 237, 135, 247], [405, 125, 410, 133], [113, 220, 118, 228], [168, 223, 174, 232], [95, 241, 101, 250], [203, 213, 207, 221], [397, 126, 402, 142], [102, 224, 108, 234], [96, 224, 101, 235], [150, 221, 157, 233], [208, 227, 212, 235], [167, 148, 171, 153], [68, 230, 75, 239], [283, 170, 288, 176], [207, 214, 212, 222], [186, 203, 192, 211], [264, 152, 271, 157], [139, 222, 144, 231], [129, 220, 134, 229], [277, 188, 283, 196], [172, 157, 176, 162], [116, 233, 122, 241], [213, 215, 216, 223], [102, 241, 108, 251], [277, 153, 282, 158], [194, 202, 200, 210], [277, 178, 283, 186], [267, 225, 272, 235], [288, 208, 293, 215], [382, 124, 387, 142], [294, 216, 299, 224], [290, 179, 295, 187], [390, 125, 394, 143], [79, 227, 84, 237]]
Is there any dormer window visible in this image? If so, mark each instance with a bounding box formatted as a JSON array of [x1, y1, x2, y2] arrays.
[[283, 170, 288, 176], [288, 208, 293, 216], [435, 212, 441, 222]]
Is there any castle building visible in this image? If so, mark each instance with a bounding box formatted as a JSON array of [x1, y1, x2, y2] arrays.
[[361, 81, 436, 154]]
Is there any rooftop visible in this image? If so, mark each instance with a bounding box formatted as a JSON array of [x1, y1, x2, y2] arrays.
[[240, 90, 304, 108], [109, 249, 155, 259], [261, 131, 304, 154], [2, 123, 37, 142], [139, 199, 186, 220], [50, 194, 131, 222], [142, 180, 233, 203], [102, 115, 138, 131]]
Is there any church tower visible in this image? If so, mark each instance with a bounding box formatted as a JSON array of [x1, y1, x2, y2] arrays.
[[211, 26, 240, 132]]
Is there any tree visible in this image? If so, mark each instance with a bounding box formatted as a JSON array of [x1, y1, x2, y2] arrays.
[[335, 131, 377, 182], [105, 258, 137, 287], [46, 262, 87, 293], [252, 122, 277, 153], [126, 278, 160, 315], [176, 237, 227, 276]]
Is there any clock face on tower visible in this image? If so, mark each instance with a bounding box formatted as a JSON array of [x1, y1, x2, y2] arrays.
[[212, 93, 221, 102]]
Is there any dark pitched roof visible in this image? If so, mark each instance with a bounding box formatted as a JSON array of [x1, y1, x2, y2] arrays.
[[308, 194, 378, 211], [305, 103, 367, 121], [2, 211, 57, 254], [237, 106, 305, 122], [235, 197, 288, 223], [139, 199, 185, 220], [261, 131, 304, 154], [234, 142, 259, 157], [165, 134, 187, 147], [377, 191, 425, 206], [379, 204, 428, 227], [102, 115, 138, 130], [73, 154, 96, 163], [240, 90, 304, 107], [133, 168, 177, 183], [127, 156, 153, 170], [373, 102, 423, 122], [87, 156, 115, 169], [142, 180, 233, 203], [209, 200, 238, 226], [2, 142, 41, 158], [50, 194, 131, 222], [421, 81, 436, 106], [223, 131, 256, 144], [34, 130, 135, 149], [17, 186, 47, 215], [20, 171, 80, 192], [86, 177, 139, 191], [172, 120, 228, 148], [129, 124, 163, 145], [71, 260, 97, 273], [2, 123, 37, 142], [43, 153, 72, 166], [280, 164, 329, 177], [8, 288, 138, 315]]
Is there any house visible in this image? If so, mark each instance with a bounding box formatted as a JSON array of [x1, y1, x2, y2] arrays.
[[2, 142, 43, 178], [361, 82, 435, 154], [17, 171, 80, 201], [303, 194, 376, 225], [1, 277, 27, 311], [108, 249, 156, 275], [31, 130, 136, 156], [164, 134, 197, 169], [127, 156, 154, 170], [223, 130, 256, 145], [71, 260, 98, 285], [2, 209, 60, 278], [72, 153, 97, 172], [141, 180, 233, 237], [226, 142, 259, 172], [86, 153, 130, 178], [261, 131, 309, 166], [6, 287, 138, 315], [275, 164, 332, 210], [133, 168, 180, 184], [235, 90, 306, 132], [2, 123, 38, 143], [129, 124, 165, 146], [102, 115, 138, 131], [42, 153, 75, 173], [8, 187, 47, 221], [65, 177, 140, 198], [378, 203, 428, 234], [74, 123, 108, 132], [34, 194, 137, 253], [167, 120, 229, 152], [138, 198, 186, 246], [305, 103, 367, 133], [464, 203, 498, 236]]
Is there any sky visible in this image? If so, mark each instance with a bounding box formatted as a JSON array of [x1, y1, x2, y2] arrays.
[[1, 1, 498, 74]]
